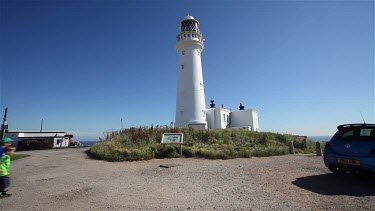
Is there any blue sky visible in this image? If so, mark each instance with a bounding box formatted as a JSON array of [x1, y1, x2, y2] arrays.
[[1, 0, 374, 140]]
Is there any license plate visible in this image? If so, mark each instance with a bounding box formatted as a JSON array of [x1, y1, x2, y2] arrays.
[[337, 158, 360, 166]]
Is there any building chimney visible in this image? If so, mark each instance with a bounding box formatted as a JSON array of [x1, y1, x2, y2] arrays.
[[210, 100, 216, 108], [239, 103, 245, 110]]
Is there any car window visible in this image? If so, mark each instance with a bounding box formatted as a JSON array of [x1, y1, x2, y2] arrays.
[[332, 127, 375, 141], [360, 128, 372, 136], [342, 130, 354, 138]]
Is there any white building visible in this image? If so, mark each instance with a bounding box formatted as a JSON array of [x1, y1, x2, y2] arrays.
[[206, 104, 230, 129], [230, 109, 259, 131], [5, 131, 72, 150], [175, 15, 207, 128], [205, 101, 259, 131]]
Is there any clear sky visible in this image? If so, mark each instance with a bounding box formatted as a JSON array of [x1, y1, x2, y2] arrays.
[[1, 0, 374, 140]]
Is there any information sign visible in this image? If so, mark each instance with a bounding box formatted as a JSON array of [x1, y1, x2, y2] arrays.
[[161, 133, 184, 144]]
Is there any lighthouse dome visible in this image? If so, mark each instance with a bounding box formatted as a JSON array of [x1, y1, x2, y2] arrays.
[[183, 15, 195, 20]]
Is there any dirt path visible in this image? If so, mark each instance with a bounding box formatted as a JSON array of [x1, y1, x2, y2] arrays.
[[0, 148, 374, 210]]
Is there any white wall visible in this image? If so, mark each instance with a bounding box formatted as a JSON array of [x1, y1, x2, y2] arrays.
[[206, 108, 215, 129], [53, 138, 69, 148], [217, 108, 230, 129], [251, 111, 259, 132], [175, 41, 207, 128], [206, 108, 231, 129], [18, 132, 66, 138], [230, 109, 259, 131]]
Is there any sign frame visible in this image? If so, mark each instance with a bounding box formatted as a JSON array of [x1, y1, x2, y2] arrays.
[[161, 133, 184, 144]]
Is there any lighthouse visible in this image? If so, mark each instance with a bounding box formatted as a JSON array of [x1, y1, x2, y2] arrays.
[[175, 15, 207, 128]]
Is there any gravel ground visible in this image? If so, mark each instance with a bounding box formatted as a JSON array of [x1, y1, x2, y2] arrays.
[[0, 148, 374, 210]]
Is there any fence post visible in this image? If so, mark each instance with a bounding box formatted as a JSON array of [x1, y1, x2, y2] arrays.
[[316, 142, 322, 156], [289, 141, 295, 154]]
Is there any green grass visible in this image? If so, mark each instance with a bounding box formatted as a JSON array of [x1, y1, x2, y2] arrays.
[[11, 154, 30, 160], [89, 126, 317, 162]]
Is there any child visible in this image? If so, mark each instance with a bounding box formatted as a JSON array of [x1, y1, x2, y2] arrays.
[[0, 137, 13, 158], [0, 146, 16, 198]]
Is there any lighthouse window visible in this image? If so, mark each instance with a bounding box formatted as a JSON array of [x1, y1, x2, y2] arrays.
[[181, 65, 184, 69], [182, 51, 185, 55], [181, 20, 199, 32]]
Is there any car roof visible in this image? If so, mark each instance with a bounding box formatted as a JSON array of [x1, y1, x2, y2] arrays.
[[338, 124, 375, 131]]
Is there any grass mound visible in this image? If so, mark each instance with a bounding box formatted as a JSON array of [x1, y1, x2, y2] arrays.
[[89, 126, 316, 162]]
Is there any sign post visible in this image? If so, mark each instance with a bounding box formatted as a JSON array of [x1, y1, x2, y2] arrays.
[[161, 133, 184, 156], [0, 108, 8, 140]]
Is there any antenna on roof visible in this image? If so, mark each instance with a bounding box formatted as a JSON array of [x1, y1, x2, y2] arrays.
[[360, 112, 366, 124]]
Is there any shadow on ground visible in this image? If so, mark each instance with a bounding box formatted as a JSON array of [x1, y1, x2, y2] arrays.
[[292, 173, 375, 196], [84, 149, 103, 161]]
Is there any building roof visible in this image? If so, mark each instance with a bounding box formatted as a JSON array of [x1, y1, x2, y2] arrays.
[[7, 131, 66, 134]]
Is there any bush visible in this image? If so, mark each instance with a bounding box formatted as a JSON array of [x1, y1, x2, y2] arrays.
[[89, 126, 316, 161], [11, 154, 30, 160], [154, 145, 182, 158], [251, 147, 288, 157]]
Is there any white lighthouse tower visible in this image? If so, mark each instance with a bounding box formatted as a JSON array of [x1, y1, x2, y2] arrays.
[[175, 15, 207, 128]]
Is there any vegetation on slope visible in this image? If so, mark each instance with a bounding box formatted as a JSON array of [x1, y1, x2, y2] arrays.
[[11, 154, 30, 160], [89, 126, 316, 162]]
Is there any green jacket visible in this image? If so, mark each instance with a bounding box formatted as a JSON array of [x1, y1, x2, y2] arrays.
[[0, 155, 10, 176]]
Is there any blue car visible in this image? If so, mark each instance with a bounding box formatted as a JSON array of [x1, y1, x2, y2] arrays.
[[323, 124, 375, 174]]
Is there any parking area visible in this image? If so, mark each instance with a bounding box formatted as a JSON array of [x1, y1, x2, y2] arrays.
[[0, 148, 374, 210]]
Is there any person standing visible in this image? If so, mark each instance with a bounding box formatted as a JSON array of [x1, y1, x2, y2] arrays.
[[0, 146, 16, 198]]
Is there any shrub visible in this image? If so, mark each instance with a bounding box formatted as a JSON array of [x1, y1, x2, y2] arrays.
[[251, 147, 288, 157], [11, 154, 30, 160], [154, 144, 182, 158]]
